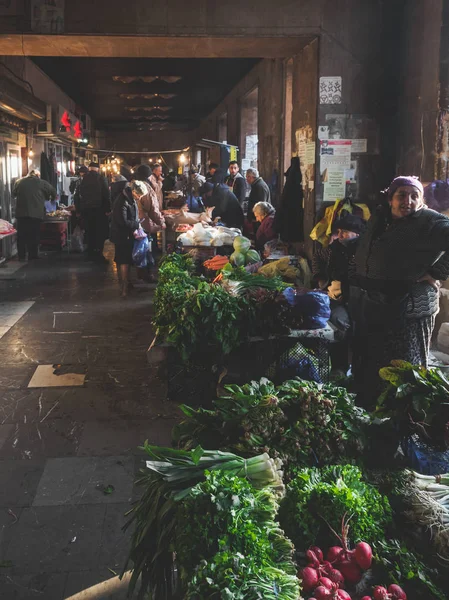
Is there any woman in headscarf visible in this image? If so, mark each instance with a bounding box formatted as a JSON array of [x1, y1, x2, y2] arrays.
[[110, 180, 147, 297], [352, 175, 449, 407]]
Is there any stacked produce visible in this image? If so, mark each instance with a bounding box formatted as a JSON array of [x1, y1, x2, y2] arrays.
[[123, 444, 293, 599], [174, 378, 367, 472], [376, 361, 449, 450], [229, 235, 261, 266], [177, 223, 240, 247]]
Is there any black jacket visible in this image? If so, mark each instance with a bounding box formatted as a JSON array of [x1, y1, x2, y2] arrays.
[[110, 188, 140, 244], [75, 171, 111, 212], [274, 157, 304, 242], [225, 172, 247, 207], [247, 177, 271, 220], [206, 184, 244, 230], [328, 238, 359, 301]]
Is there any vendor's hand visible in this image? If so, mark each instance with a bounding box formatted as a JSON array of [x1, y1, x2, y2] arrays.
[[161, 223, 166, 230], [417, 273, 441, 291]]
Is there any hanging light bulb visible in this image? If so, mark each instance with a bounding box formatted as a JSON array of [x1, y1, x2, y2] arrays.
[[179, 153, 186, 164], [28, 148, 34, 158], [157, 158, 162, 164], [149, 158, 153, 163]]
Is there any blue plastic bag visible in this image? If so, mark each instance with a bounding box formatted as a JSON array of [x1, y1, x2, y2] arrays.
[[132, 237, 151, 268], [283, 288, 331, 329]]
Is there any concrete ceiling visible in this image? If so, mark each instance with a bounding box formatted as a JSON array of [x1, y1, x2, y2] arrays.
[[31, 57, 260, 132]]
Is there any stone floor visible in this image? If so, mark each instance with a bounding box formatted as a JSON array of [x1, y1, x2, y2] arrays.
[[0, 245, 178, 599]]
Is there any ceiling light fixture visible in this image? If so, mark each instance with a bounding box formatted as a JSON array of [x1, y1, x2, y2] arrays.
[[0, 102, 16, 113]]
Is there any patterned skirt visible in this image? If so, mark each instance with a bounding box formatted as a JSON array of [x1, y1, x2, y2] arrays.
[[353, 316, 435, 408]]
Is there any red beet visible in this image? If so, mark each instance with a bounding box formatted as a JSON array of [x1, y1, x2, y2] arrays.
[[338, 560, 363, 585], [373, 587, 389, 600], [327, 546, 344, 563], [354, 541, 373, 570], [300, 566, 319, 592], [307, 549, 321, 568], [360, 597, 372, 600], [337, 591, 352, 600], [320, 561, 333, 575], [314, 586, 332, 600], [327, 568, 345, 587], [388, 584, 407, 600], [311, 545, 324, 563], [318, 577, 334, 590]]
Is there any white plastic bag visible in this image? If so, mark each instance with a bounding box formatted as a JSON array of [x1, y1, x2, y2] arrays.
[[71, 226, 84, 252]]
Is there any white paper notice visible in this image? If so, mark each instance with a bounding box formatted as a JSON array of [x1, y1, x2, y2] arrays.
[[304, 142, 316, 165], [319, 77, 342, 104], [241, 158, 251, 171], [318, 126, 329, 140], [351, 139, 367, 154], [320, 139, 352, 173], [323, 171, 346, 202]]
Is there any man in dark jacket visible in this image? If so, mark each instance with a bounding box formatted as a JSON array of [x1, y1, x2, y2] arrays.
[[246, 168, 271, 221], [74, 162, 111, 262], [13, 169, 56, 260], [225, 161, 247, 207], [203, 169, 244, 231]]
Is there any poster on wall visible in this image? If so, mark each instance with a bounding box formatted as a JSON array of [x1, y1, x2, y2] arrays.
[[320, 139, 351, 174], [323, 171, 346, 202], [31, 0, 64, 33], [319, 77, 342, 104], [325, 114, 379, 153]]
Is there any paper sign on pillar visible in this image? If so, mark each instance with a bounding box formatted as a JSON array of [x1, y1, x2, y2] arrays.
[[320, 139, 352, 202]]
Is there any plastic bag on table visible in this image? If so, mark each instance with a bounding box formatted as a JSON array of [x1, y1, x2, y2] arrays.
[[71, 226, 84, 252], [132, 237, 151, 267]]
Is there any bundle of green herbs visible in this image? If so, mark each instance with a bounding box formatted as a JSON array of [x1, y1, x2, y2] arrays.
[[278, 465, 392, 550], [154, 256, 245, 360], [123, 444, 284, 598], [176, 470, 300, 599], [376, 360, 449, 449], [173, 377, 367, 472]]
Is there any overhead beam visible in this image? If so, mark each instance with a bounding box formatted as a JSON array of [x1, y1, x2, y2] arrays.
[[0, 34, 315, 58]]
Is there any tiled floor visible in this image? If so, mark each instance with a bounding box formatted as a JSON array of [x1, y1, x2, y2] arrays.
[[0, 246, 177, 599], [0, 301, 34, 339]]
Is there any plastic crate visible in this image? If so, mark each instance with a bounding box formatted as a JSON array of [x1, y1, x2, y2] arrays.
[[403, 434, 449, 475]]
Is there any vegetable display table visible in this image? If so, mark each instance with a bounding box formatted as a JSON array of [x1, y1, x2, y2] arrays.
[[0, 230, 17, 267], [147, 324, 335, 404]]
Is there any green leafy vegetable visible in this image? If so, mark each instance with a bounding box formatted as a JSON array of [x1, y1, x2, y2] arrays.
[[279, 465, 392, 549]]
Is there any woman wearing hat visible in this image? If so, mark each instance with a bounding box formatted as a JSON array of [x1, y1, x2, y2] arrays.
[[352, 175, 449, 406]]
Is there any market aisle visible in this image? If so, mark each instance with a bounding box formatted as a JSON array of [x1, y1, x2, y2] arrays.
[[0, 246, 177, 599]]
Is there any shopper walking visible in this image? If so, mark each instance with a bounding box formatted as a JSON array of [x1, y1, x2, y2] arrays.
[[74, 162, 111, 263], [225, 161, 247, 207], [13, 169, 56, 261], [149, 163, 164, 211], [110, 180, 146, 298]]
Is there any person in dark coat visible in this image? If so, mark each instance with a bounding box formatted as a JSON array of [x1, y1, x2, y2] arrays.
[[253, 202, 277, 252], [13, 169, 56, 260], [225, 161, 247, 207], [110, 174, 129, 203], [204, 169, 244, 231], [74, 162, 111, 263], [246, 168, 271, 225], [110, 180, 146, 297], [274, 157, 304, 242], [352, 175, 449, 407]]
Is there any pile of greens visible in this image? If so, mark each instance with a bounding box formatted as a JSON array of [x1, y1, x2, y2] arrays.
[[373, 539, 447, 600], [376, 360, 449, 449], [278, 465, 392, 549], [177, 471, 300, 599], [154, 253, 245, 360], [173, 377, 367, 472], [123, 444, 284, 599]]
